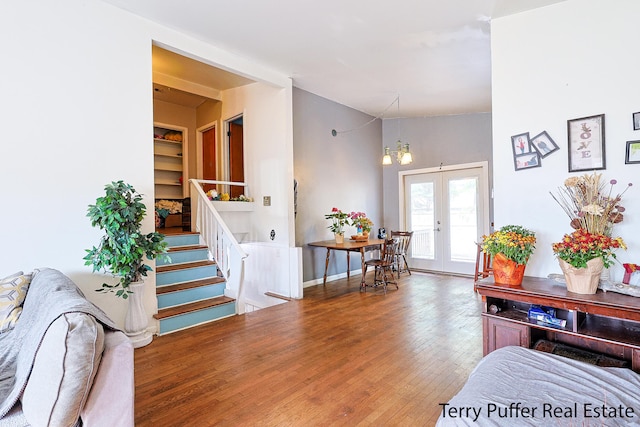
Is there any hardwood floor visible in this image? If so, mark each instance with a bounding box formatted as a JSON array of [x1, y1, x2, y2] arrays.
[[134, 272, 484, 426]]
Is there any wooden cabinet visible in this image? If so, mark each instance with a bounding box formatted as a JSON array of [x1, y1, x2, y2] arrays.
[[154, 124, 187, 199], [483, 316, 529, 355], [477, 277, 640, 373]]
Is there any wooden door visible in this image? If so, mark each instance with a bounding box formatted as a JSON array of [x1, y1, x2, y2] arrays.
[[229, 122, 244, 198], [202, 127, 216, 193]]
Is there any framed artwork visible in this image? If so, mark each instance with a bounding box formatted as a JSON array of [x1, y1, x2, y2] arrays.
[[567, 114, 605, 172], [514, 152, 541, 171], [634, 112, 640, 131], [511, 132, 532, 156], [530, 131, 559, 158], [626, 140, 640, 164]]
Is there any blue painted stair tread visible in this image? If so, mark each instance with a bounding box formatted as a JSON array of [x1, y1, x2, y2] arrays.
[[155, 233, 235, 334]]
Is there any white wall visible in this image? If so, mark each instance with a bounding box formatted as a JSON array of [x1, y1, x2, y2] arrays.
[[0, 0, 294, 329], [492, 0, 640, 282], [221, 83, 295, 246]]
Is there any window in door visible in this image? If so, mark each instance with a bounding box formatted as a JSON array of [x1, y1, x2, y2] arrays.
[[403, 166, 487, 275]]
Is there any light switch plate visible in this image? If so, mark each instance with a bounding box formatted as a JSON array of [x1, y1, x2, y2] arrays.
[[263, 196, 271, 206]]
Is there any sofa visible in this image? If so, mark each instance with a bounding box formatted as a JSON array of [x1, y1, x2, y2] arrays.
[[0, 268, 134, 427]]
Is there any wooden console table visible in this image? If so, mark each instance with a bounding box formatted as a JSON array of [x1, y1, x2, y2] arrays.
[[476, 276, 640, 373], [308, 239, 385, 286]]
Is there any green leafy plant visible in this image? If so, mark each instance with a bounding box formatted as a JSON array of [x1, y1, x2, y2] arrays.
[[481, 225, 536, 266], [84, 181, 169, 298]]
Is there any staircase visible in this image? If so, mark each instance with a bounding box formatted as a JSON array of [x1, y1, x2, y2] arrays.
[[154, 232, 236, 334]]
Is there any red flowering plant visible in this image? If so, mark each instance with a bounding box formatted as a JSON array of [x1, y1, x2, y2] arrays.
[[325, 207, 349, 235], [552, 228, 626, 269]]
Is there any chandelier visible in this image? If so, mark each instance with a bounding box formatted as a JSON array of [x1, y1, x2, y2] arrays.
[[382, 97, 412, 166], [382, 141, 413, 165]]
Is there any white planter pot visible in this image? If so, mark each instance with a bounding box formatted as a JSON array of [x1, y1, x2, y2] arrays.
[[124, 280, 153, 348]]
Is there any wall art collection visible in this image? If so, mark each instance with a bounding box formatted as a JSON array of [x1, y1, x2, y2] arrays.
[[511, 111, 640, 172]]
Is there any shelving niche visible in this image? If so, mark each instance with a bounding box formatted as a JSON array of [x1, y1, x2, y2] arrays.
[[154, 124, 187, 200]]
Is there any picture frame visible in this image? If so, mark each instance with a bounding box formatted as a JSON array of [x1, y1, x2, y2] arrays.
[[514, 152, 541, 171], [530, 131, 559, 158], [567, 114, 605, 172], [511, 132, 532, 156], [625, 140, 640, 164], [634, 112, 640, 131]]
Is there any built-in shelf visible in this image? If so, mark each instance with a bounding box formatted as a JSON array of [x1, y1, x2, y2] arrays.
[[154, 123, 187, 200]]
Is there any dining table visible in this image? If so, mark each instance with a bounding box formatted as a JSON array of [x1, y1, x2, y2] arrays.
[[308, 238, 385, 288]]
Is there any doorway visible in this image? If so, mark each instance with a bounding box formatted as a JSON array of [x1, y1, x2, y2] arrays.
[[202, 125, 217, 193], [401, 163, 489, 275], [227, 115, 244, 198]]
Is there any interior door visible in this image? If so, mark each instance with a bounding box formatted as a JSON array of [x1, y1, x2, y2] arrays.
[[202, 126, 216, 193], [229, 120, 244, 198], [404, 167, 486, 275]]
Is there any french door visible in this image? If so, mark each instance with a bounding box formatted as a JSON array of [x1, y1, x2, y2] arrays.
[[403, 166, 487, 275]]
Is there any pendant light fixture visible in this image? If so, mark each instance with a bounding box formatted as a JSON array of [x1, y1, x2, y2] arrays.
[[382, 97, 412, 166]]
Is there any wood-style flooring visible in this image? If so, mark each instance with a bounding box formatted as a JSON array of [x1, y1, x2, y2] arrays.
[[134, 272, 483, 426]]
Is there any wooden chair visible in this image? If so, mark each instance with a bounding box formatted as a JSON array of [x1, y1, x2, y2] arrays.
[[390, 231, 413, 278], [363, 238, 399, 294], [474, 242, 492, 291]]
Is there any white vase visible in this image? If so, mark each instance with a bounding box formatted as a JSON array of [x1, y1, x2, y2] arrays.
[[125, 280, 153, 348]]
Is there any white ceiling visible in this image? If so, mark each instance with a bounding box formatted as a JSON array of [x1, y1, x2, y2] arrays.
[[106, 0, 567, 118]]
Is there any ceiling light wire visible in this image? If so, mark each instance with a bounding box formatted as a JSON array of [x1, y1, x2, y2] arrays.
[[331, 96, 399, 137]]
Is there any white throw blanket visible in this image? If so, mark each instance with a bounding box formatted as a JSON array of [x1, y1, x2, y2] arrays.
[[0, 268, 117, 419]]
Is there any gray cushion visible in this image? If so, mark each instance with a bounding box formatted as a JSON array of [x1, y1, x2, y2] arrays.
[[21, 312, 105, 427]]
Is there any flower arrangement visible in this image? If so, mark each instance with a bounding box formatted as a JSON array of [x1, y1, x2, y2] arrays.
[[481, 225, 536, 266], [206, 189, 252, 202], [550, 172, 632, 235], [552, 228, 626, 269], [325, 207, 349, 235], [349, 211, 373, 233]]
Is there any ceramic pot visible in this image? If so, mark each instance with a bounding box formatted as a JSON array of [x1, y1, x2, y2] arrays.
[[559, 257, 604, 294], [492, 252, 526, 286], [125, 280, 153, 348], [335, 233, 345, 244]]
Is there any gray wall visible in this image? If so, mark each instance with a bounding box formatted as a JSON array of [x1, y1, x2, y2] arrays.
[[382, 113, 493, 231], [293, 88, 383, 282]]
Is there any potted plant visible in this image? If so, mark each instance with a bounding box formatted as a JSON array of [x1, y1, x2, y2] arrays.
[[84, 181, 169, 346], [551, 172, 632, 285], [552, 228, 626, 294], [349, 211, 373, 238], [481, 225, 536, 286], [325, 207, 349, 243]]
